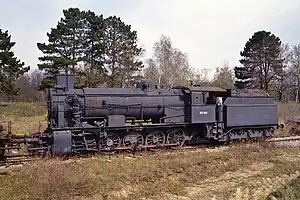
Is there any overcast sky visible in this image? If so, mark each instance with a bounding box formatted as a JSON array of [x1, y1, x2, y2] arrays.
[[1, 0, 300, 77]]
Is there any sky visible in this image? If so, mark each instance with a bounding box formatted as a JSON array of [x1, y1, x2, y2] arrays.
[[1, 0, 300, 78]]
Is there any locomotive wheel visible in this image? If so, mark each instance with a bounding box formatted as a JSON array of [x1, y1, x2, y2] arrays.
[[145, 131, 165, 146], [99, 133, 121, 150], [123, 132, 144, 147], [166, 129, 186, 146]]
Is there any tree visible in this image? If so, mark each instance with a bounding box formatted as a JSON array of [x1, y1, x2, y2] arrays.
[[37, 8, 99, 89], [143, 35, 193, 88], [270, 43, 290, 101], [16, 69, 45, 102], [289, 43, 300, 102], [234, 30, 283, 92], [191, 68, 210, 85], [77, 10, 106, 88], [277, 43, 300, 102], [103, 16, 144, 87], [212, 62, 234, 89], [0, 29, 30, 95], [38, 8, 144, 89], [143, 58, 160, 86]]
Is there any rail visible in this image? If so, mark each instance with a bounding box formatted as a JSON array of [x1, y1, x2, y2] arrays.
[[1, 135, 300, 168]]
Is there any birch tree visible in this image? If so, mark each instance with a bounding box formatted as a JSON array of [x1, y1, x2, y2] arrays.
[[143, 35, 193, 88]]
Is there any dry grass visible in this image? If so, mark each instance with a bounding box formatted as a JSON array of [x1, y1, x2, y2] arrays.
[[0, 144, 278, 200], [1, 144, 300, 200], [277, 102, 300, 122], [1, 102, 300, 199], [267, 175, 300, 200], [0, 102, 47, 134], [276, 102, 300, 137], [0, 102, 45, 118]]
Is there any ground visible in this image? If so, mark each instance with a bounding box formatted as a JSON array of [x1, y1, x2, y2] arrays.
[[1, 102, 300, 200]]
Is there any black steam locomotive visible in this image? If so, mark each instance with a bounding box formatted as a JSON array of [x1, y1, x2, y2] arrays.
[[20, 73, 282, 156]]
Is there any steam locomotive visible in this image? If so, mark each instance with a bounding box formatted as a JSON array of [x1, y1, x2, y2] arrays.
[[0, 73, 283, 158], [20, 73, 282, 156]]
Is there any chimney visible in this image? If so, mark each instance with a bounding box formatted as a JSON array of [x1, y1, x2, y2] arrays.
[[55, 74, 75, 89]]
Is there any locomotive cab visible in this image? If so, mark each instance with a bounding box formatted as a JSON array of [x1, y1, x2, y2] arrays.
[[188, 85, 230, 124]]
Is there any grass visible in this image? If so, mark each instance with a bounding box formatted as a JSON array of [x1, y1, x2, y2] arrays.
[[0, 102, 45, 118], [0, 102, 47, 135], [277, 102, 300, 122], [1, 102, 300, 199], [267, 176, 300, 200], [1, 144, 300, 200], [277, 102, 300, 132], [0, 144, 291, 200], [276, 102, 300, 137]]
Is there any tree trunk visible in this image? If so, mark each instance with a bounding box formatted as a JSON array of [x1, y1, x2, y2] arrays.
[[278, 91, 282, 101], [296, 88, 299, 103], [296, 76, 300, 103], [264, 83, 269, 94]]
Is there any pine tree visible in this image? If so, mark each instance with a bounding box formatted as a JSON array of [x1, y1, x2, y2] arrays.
[[37, 8, 87, 89], [38, 8, 144, 89], [234, 30, 283, 92], [77, 11, 106, 87], [103, 16, 144, 87], [234, 66, 255, 89], [0, 29, 30, 95]]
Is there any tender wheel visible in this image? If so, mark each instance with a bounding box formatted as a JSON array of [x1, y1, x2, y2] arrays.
[[166, 129, 186, 146], [98, 133, 121, 150], [145, 131, 165, 146], [123, 132, 144, 147]]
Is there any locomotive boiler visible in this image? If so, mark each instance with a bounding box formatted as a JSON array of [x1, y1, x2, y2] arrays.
[[22, 73, 283, 156], [49, 74, 187, 127]]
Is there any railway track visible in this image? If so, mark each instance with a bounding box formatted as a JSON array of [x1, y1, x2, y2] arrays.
[[266, 136, 300, 148], [1, 136, 300, 168], [266, 135, 300, 142], [0, 156, 37, 166]]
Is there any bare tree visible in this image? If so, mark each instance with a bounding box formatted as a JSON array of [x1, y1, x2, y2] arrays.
[[288, 43, 300, 102], [191, 68, 210, 85], [143, 35, 193, 88], [143, 59, 161, 86], [14, 69, 45, 102], [212, 61, 234, 89], [270, 43, 291, 101]]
